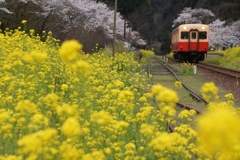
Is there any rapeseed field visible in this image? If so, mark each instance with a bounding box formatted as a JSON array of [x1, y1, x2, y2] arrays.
[[1, 21, 240, 160]]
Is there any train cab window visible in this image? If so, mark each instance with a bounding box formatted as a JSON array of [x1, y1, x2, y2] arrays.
[[199, 32, 207, 39], [191, 32, 197, 39], [181, 32, 188, 39]]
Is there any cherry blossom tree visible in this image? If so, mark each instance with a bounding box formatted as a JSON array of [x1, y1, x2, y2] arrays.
[[227, 20, 240, 47], [0, 0, 12, 14], [172, 7, 214, 27], [0, 0, 146, 48], [209, 19, 240, 49], [209, 19, 227, 48]]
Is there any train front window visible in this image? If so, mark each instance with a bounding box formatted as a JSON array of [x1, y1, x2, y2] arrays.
[[199, 32, 207, 39], [181, 32, 188, 39], [192, 32, 196, 39]]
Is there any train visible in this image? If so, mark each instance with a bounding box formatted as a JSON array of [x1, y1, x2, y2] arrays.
[[171, 24, 210, 63]]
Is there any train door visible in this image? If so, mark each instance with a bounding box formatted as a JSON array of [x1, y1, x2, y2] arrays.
[[189, 29, 199, 51]]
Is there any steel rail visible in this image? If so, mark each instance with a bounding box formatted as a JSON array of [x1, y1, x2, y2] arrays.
[[155, 58, 208, 105], [197, 63, 240, 79]]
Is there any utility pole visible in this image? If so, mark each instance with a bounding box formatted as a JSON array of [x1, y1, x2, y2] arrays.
[[112, 0, 117, 57]]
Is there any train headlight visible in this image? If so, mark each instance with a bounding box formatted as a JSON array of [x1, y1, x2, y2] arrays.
[[183, 26, 187, 30], [202, 26, 205, 29]]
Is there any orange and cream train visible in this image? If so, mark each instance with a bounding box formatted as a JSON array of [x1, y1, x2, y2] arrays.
[[171, 24, 210, 63]]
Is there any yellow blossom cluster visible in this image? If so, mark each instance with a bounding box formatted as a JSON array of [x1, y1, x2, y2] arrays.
[[181, 61, 194, 75], [200, 82, 219, 101], [151, 84, 179, 116], [220, 47, 240, 69], [197, 106, 240, 159], [59, 39, 82, 62], [225, 93, 235, 106], [138, 49, 155, 63], [178, 109, 196, 122], [174, 80, 182, 87]]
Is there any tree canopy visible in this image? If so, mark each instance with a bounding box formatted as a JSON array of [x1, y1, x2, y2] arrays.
[[0, 0, 147, 52]]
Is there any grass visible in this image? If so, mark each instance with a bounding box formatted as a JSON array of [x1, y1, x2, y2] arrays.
[[150, 58, 240, 108], [203, 54, 222, 65], [152, 74, 207, 112]]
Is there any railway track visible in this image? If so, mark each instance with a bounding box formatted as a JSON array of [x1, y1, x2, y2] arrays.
[[157, 58, 208, 104], [196, 63, 240, 100], [146, 57, 206, 160], [146, 57, 204, 133], [197, 63, 240, 78], [165, 56, 240, 102]]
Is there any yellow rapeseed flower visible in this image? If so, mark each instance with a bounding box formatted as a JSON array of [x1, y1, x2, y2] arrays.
[[61, 84, 68, 92], [174, 81, 182, 87], [0, 155, 22, 160], [225, 93, 234, 100], [22, 50, 47, 63], [152, 84, 179, 107], [59, 40, 83, 62], [17, 117, 26, 127], [125, 142, 136, 156], [59, 142, 80, 160], [104, 148, 112, 155], [156, 88, 179, 104], [113, 80, 124, 88], [118, 90, 134, 102], [90, 111, 113, 125], [140, 124, 154, 136], [61, 117, 81, 137], [139, 95, 147, 102], [0, 123, 13, 134], [178, 109, 196, 121], [113, 120, 129, 131], [151, 84, 165, 95], [17, 128, 57, 154], [29, 29, 35, 36], [56, 104, 78, 117], [136, 106, 154, 122], [0, 109, 11, 124], [71, 60, 90, 73], [15, 100, 38, 115], [207, 101, 233, 111], [149, 132, 187, 151], [161, 105, 176, 117], [200, 82, 219, 101], [197, 106, 240, 159], [43, 93, 59, 107], [31, 113, 49, 126], [21, 20, 27, 24], [7, 50, 23, 61]]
